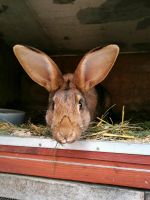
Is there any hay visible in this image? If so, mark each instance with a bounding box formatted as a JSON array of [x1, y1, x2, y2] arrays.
[[0, 121, 51, 137], [82, 119, 147, 140], [0, 120, 149, 142], [82, 106, 150, 142], [0, 106, 150, 142]]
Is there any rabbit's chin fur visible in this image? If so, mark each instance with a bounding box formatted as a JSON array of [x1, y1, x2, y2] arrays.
[[45, 74, 98, 144]]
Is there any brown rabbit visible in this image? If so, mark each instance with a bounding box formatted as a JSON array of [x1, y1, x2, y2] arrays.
[[13, 44, 119, 144]]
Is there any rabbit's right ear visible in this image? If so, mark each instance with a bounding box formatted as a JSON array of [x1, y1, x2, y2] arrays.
[[13, 45, 64, 91]]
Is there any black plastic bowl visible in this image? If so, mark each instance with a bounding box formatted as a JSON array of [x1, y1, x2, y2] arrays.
[[0, 108, 25, 125]]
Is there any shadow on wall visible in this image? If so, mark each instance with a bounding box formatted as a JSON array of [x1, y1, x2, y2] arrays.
[[0, 34, 21, 108], [0, 34, 48, 123], [77, 0, 150, 27]]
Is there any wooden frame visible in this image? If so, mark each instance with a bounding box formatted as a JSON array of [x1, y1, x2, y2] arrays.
[[0, 136, 150, 189]]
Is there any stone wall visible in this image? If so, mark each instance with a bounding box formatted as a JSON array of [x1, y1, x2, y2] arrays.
[[1, 0, 150, 54], [0, 173, 148, 200]]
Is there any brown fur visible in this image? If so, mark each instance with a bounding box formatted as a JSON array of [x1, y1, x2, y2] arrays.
[[13, 44, 119, 144]]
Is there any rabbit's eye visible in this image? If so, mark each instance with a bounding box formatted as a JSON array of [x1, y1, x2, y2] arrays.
[[79, 99, 83, 110]]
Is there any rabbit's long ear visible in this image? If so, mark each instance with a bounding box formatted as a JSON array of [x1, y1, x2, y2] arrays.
[[74, 45, 119, 91], [13, 45, 64, 91]]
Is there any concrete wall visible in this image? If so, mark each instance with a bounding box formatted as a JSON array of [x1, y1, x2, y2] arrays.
[[146, 192, 150, 200], [0, 173, 147, 200], [0, 0, 150, 54]]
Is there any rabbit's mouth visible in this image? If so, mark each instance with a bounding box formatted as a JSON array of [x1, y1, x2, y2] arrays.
[[51, 116, 83, 144], [53, 131, 81, 144]]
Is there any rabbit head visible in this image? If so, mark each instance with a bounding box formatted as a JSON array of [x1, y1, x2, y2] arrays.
[[13, 44, 119, 143]]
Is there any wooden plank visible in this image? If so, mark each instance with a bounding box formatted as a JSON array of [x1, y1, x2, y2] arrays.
[[0, 139, 149, 189], [0, 136, 150, 155], [0, 145, 150, 165], [0, 151, 150, 189]]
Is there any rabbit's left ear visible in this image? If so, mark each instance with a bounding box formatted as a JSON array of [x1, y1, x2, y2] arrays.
[[74, 44, 119, 91]]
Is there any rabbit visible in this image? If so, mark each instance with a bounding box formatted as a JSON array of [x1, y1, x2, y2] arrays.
[[13, 44, 119, 144]]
